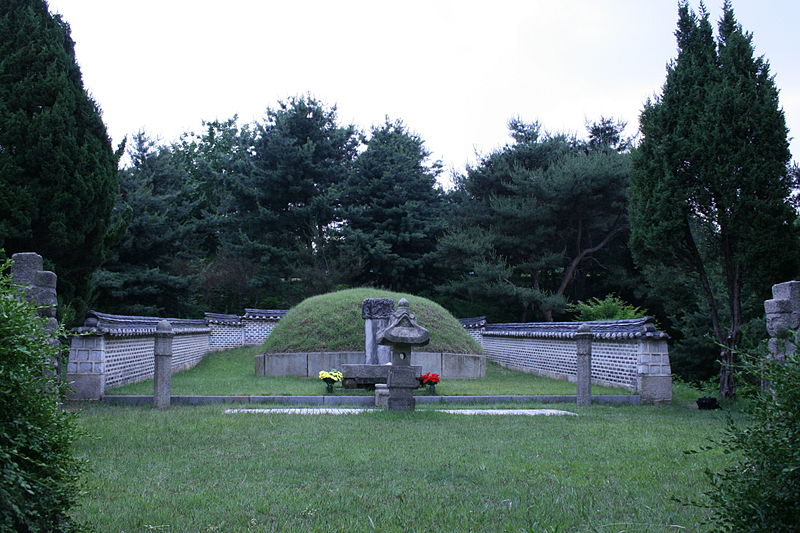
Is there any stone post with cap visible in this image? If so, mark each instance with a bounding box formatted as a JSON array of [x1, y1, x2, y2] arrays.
[[575, 323, 593, 406], [154, 320, 174, 408], [10, 252, 60, 372]]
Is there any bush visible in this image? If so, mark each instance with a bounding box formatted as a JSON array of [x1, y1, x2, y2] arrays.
[[567, 294, 647, 321], [701, 344, 800, 532], [0, 259, 84, 532]]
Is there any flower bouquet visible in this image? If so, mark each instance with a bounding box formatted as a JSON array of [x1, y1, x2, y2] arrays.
[[319, 369, 343, 393], [418, 372, 440, 394]]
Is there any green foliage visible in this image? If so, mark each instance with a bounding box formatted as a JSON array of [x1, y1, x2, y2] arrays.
[[242, 95, 360, 300], [91, 103, 455, 315], [567, 294, 647, 321], [262, 288, 482, 354], [439, 119, 635, 321], [339, 119, 446, 294], [629, 2, 800, 395], [0, 259, 84, 531], [0, 0, 118, 323], [699, 347, 800, 531], [91, 133, 203, 317]]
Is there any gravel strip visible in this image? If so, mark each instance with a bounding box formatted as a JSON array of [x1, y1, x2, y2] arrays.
[[224, 408, 577, 416]]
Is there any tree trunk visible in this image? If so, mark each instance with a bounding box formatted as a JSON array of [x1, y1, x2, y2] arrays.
[[719, 342, 737, 399], [719, 243, 742, 400]]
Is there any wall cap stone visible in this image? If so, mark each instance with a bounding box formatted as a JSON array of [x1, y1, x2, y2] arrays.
[[482, 317, 668, 340], [72, 310, 210, 337]]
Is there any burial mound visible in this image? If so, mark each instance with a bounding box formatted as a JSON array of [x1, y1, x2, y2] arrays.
[[262, 288, 482, 354]]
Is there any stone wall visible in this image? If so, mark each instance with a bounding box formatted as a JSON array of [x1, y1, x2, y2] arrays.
[[459, 316, 486, 345], [205, 313, 245, 351], [67, 311, 211, 399], [243, 309, 285, 345], [476, 318, 672, 403], [68, 307, 286, 398]]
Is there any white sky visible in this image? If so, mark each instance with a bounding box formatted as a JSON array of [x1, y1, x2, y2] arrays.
[[46, 0, 800, 184]]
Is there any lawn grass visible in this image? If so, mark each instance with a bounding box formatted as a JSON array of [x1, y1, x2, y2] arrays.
[[71, 388, 732, 532], [105, 346, 630, 397]]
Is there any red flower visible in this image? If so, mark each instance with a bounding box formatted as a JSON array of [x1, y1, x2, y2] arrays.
[[418, 372, 441, 385]]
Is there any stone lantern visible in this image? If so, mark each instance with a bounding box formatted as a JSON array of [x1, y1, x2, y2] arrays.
[[377, 298, 429, 411]]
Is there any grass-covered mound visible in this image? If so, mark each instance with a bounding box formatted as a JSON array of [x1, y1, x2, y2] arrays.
[[262, 288, 482, 354]]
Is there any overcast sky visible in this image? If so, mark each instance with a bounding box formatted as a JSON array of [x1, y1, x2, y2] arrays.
[[46, 0, 800, 183]]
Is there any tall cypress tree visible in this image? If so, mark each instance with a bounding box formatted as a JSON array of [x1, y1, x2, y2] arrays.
[[0, 0, 118, 321], [629, 1, 799, 397]]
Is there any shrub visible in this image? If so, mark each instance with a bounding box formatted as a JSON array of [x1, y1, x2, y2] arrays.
[[567, 294, 647, 321], [701, 344, 800, 532], [0, 259, 84, 532]]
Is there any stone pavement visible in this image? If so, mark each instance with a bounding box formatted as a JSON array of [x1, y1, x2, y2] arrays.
[[224, 408, 577, 416]]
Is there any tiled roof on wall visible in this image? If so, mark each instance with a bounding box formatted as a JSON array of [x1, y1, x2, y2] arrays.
[[483, 317, 668, 340]]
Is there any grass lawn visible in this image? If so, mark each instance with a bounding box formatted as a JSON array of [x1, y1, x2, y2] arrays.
[[71, 387, 732, 532], [105, 346, 632, 397]]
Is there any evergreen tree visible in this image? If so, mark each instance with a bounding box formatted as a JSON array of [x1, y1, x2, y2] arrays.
[[241, 96, 360, 303], [91, 133, 201, 317], [439, 120, 632, 321], [340, 119, 446, 293], [629, 2, 799, 397], [0, 0, 118, 322]]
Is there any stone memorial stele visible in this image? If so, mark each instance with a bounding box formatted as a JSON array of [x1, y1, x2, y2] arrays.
[[362, 298, 394, 364], [377, 298, 430, 411]]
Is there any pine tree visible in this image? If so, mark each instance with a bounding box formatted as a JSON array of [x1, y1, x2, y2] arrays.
[[439, 120, 632, 322], [0, 0, 118, 321], [91, 133, 201, 317], [340, 119, 446, 293], [629, 1, 799, 397], [239, 96, 359, 303]]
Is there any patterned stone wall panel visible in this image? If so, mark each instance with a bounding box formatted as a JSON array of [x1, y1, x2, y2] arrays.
[[104, 333, 210, 389], [588, 341, 639, 389], [209, 323, 245, 350], [244, 320, 276, 345], [172, 333, 210, 371], [104, 336, 155, 388], [466, 328, 483, 344], [482, 336, 639, 390]]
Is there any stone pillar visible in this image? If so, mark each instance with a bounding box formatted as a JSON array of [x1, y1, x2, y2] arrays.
[[154, 320, 174, 408], [10, 253, 60, 370], [374, 383, 389, 408], [764, 281, 800, 362], [67, 316, 107, 400], [362, 298, 394, 364], [575, 324, 592, 406], [636, 339, 672, 404]]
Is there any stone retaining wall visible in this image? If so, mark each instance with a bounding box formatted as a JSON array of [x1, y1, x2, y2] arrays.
[[256, 351, 486, 379]]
